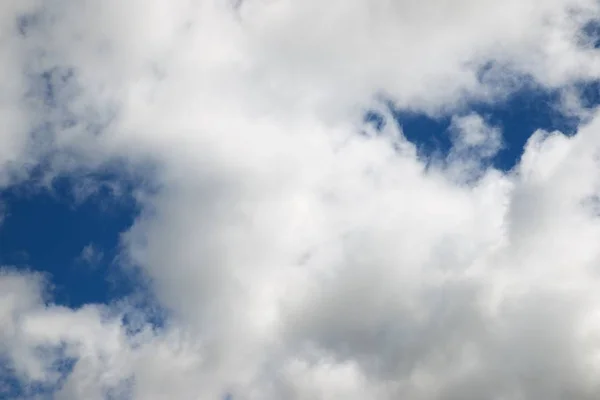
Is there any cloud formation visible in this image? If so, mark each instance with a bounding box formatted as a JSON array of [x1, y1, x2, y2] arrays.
[[3, 0, 600, 399]]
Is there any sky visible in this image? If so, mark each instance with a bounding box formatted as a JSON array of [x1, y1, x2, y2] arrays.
[[3, 1, 600, 399]]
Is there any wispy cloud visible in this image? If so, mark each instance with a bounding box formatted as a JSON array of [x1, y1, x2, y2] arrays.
[[76, 243, 103, 268]]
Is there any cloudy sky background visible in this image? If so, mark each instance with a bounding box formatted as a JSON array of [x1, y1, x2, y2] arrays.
[[3, 0, 600, 398]]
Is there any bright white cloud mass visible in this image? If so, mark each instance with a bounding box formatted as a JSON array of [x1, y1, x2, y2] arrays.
[[3, 0, 600, 399]]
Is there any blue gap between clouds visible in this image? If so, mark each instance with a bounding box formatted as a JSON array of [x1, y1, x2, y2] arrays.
[[0, 349, 77, 398], [0, 170, 140, 308], [365, 80, 600, 171], [582, 19, 600, 49]]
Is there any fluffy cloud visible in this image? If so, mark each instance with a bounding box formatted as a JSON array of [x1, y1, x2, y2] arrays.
[[3, 0, 600, 399]]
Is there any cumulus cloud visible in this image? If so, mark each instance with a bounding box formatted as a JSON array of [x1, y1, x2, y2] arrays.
[[3, 0, 600, 399]]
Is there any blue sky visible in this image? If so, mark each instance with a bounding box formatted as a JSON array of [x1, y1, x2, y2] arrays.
[[0, 174, 138, 307]]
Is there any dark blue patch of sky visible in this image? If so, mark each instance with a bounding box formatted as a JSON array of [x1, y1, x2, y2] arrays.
[[0, 171, 140, 308]]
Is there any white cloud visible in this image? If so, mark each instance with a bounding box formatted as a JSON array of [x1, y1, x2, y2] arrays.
[[77, 244, 103, 268], [3, 0, 600, 399]]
